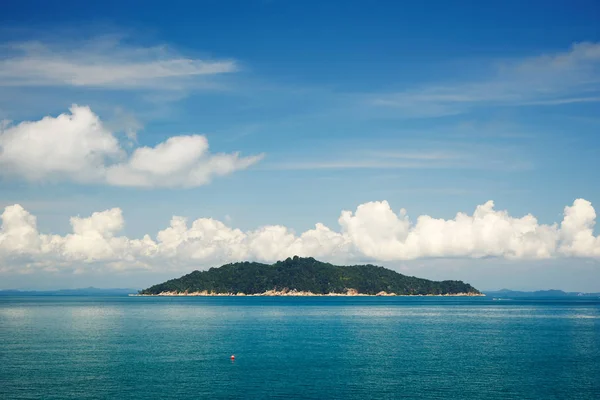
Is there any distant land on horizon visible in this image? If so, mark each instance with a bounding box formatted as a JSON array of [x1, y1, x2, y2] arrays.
[[483, 289, 600, 298], [2, 264, 599, 298], [0, 287, 138, 296], [139, 256, 482, 296], [1, 287, 598, 297]]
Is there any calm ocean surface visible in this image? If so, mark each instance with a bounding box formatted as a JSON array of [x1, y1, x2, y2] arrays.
[[1, 296, 599, 400]]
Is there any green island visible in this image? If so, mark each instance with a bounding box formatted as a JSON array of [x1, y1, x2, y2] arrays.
[[138, 256, 482, 296]]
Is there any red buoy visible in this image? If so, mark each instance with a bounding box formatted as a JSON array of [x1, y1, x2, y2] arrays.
[[230, 355, 235, 360]]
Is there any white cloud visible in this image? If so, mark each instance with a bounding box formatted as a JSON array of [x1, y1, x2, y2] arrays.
[[559, 199, 600, 258], [272, 160, 442, 170], [0, 106, 263, 187], [1, 199, 599, 274], [373, 42, 600, 116], [0, 38, 236, 89], [269, 145, 530, 172], [0, 105, 123, 182], [105, 135, 263, 188]]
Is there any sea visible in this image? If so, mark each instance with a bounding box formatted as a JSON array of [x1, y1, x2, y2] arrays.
[[1, 296, 599, 399]]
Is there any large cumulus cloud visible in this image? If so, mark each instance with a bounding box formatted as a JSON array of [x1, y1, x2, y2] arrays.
[[0, 106, 263, 188], [1, 199, 599, 273]]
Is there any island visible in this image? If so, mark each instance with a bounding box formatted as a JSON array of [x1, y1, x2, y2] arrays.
[[138, 256, 483, 296]]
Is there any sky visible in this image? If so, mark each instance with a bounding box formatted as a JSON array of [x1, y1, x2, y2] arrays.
[[1, 0, 600, 291]]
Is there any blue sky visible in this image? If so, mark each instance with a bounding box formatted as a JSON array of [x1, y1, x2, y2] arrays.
[[1, 0, 600, 291]]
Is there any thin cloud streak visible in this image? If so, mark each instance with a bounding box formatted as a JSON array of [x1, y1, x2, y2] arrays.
[[0, 37, 237, 90], [267, 159, 530, 171], [366, 151, 460, 160], [266, 146, 531, 172], [521, 97, 600, 106], [372, 42, 600, 117], [270, 161, 445, 170]]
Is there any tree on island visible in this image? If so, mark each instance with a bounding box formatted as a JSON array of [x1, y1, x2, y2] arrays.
[[140, 256, 481, 296]]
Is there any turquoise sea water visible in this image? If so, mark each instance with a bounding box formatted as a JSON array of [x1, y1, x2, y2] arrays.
[[1, 296, 599, 399]]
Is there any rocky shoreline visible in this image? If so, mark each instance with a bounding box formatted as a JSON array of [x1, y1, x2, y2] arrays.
[[132, 288, 485, 297]]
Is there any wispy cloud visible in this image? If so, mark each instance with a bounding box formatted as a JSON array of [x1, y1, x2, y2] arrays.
[[272, 160, 445, 170], [0, 36, 237, 90], [268, 149, 456, 170], [268, 146, 530, 172], [365, 150, 459, 160], [372, 42, 600, 117], [521, 97, 600, 106]]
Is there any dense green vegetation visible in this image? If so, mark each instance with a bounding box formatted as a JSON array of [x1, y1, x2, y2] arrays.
[[140, 256, 480, 295]]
